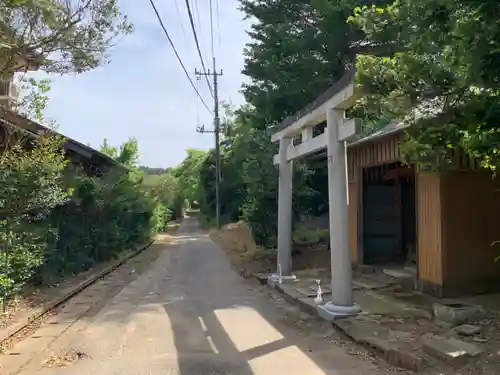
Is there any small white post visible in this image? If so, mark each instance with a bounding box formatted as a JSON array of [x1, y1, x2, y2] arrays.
[[314, 279, 323, 305], [317, 109, 361, 320], [277, 137, 293, 277]]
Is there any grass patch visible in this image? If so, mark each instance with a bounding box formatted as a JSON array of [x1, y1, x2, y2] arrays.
[[197, 213, 216, 229], [293, 228, 329, 246]]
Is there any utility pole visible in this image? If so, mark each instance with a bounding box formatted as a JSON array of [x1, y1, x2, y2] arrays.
[[195, 57, 223, 228]]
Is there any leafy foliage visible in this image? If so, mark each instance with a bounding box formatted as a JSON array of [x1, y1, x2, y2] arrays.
[[0, 0, 133, 78], [350, 0, 500, 169], [195, 105, 327, 247], [0, 132, 169, 303], [0, 130, 69, 298], [194, 0, 363, 245], [170, 149, 207, 203], [0, 132, 69, 218], [194, 0, 500, 249], [39, 169, 163, 282], [0, 0, 166, 307]]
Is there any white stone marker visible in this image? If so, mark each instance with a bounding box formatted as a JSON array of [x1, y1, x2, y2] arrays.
[[314, 279, 323, 305]]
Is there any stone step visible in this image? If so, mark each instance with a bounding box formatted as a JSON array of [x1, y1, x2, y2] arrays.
[[404, 266, 417, 274], [383, 267, 416, 280], [352, 276, 394, 290], [420, 334, 483, 364]]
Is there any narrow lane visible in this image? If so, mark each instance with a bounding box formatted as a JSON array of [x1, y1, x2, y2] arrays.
[[21, 217, 388, 375]]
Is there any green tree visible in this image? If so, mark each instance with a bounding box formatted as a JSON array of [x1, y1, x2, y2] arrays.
[[171, 148, 207, 204], [99, 138, 119, 159], [100, 137, 139, 167], [15, 78, 53, 122], [116, 138, 139, 167], [0, 82, 69, 305], [350, 0, 500, 169], [0, 0, 133, 78], [199, 0, 365, 244], [43, 139, 168, 282], [0, 0, 135, 308], [197, 105, 324, 246], [239, 0, 390, 126]]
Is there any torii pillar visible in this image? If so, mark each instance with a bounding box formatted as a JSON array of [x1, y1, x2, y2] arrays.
[[317, 109, 361, 320], [277, 136, 293, 277]]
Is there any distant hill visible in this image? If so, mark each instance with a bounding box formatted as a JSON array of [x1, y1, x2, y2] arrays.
[[138, 166, 171, 175]]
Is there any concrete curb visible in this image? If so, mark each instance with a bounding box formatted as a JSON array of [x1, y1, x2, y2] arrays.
[[0, 240, 154, 345], [265, 277, 426, 372]]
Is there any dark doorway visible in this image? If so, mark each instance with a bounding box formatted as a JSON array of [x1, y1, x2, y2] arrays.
[[362, 163, 416, 265]]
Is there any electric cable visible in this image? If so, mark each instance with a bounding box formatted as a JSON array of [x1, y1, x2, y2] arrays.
[[147, 0, 212, 114], [184, 0, 214, 97]]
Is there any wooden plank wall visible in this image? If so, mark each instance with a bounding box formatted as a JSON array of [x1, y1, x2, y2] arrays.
[[348, 133, 403, 181], [346, 133, 403, 264], [346, 132, 481, 283], [416, 173, 443, 285], [348, 181, 359, 263]]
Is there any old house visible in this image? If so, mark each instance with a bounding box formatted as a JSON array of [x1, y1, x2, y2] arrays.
[[0, 107, 123, 176]]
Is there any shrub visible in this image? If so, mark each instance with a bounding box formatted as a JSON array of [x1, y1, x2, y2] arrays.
[[0, 131, 69, 301], [37, 169, 166, 284]]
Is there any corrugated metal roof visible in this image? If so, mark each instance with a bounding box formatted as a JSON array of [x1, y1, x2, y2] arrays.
[[348, 121, 408, 148], [306, 121, 408, 161]]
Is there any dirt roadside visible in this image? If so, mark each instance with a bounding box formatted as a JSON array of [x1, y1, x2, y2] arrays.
[[209, 222, 415, 374]]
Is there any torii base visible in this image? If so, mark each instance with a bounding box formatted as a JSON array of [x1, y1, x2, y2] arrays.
[[267, 274, 297, 288], [316, 301, 361, 321]]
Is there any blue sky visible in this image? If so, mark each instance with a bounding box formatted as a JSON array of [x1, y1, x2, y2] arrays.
[[32, 0, 251, 168]]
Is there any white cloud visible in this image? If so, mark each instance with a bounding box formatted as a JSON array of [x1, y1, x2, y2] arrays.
[[34, 0, 251, 168]]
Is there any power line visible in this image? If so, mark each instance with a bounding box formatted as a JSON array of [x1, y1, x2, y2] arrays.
[[194, 0, 202, 38], [147, 0, 212, 114], [172, 0, 188, 44], [184, 0, 214, 97], [216, 0, 221, 58], [193, 0, 208, 64], [195, 75, 201, 128], [209, 0, 215, 59]]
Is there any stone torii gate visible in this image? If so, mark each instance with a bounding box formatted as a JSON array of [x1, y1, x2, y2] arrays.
[[269, 71, 361, 319]]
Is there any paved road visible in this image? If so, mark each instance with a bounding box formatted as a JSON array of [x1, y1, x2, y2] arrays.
[[21, 217, 389, 375]]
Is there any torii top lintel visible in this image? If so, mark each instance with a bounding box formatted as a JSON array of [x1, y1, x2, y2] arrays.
[[269, 70, 358, 143]]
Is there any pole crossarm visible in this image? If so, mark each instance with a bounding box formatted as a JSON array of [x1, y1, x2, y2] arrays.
[[195, 68, 223, 77], [196, 124, 222, 134]]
